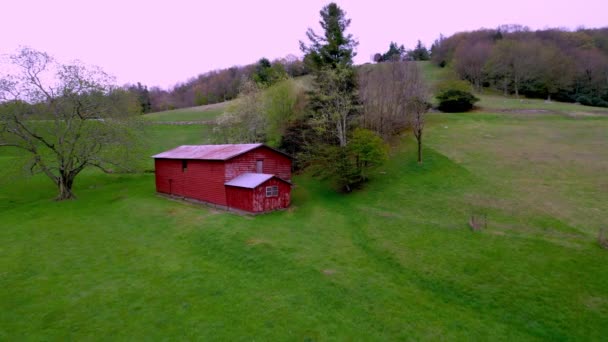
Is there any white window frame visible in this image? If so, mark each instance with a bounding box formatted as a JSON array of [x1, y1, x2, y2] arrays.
[[265, 185, 279, 197]]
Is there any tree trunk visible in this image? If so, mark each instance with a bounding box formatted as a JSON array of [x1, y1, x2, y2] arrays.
[[56, 175, 75, 200], [417, 134, 423, 163]]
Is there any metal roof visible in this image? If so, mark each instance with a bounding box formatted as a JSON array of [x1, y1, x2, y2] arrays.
[[224, 173, 275, 188], [152, 144, 263, 160]]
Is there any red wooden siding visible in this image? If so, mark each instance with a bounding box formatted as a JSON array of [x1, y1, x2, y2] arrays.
[[154, 144, 292, 213], [226, 178, 290, 213], [225, 146, 291, 182], [155, 159, 227, 205], [225, 186, 254, 212], [251, 178, 291, 212]]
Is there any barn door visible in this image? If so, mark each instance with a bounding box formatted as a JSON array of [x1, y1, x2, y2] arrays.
[[256, 159, 264, 173]]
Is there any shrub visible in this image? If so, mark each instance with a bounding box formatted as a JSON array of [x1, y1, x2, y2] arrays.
[[576, 95, 593, 106], [593, 98, 608, 108], [436, 89, 479, 112]]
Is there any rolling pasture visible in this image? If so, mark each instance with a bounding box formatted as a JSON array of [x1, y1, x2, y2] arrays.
[[1, 80, 608, 339], [142, 102, 228, 123]]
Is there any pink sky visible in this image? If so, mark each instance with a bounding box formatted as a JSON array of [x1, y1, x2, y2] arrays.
[[2, 0, 606, 89]]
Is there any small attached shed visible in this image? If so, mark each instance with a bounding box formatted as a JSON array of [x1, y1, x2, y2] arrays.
[[225, 173, 292, 213]]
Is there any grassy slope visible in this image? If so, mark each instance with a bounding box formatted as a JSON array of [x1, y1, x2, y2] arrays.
[[143, 102, 229, 122], [1, 69, 608, 340]]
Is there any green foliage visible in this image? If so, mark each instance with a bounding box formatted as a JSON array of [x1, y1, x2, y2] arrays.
[[349, 128, 388, 177], [252, 58, 287, 87], [194, 91, 208, 106], [311, 129, 387, 191], [263, 79, 301, 146], [296, 4, 361, 192], [312, 144, 361, 191], [429, 27, 608, 105], [408, 40, 430, 61], [307, 65, 359, 146], [436, 89, 480, 112], [127, 82, 152, 114], [300, 2, 358, 70], [375, 42, 405, 62]]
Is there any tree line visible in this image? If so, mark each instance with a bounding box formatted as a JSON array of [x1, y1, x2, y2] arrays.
[[124, 55, 309, 114], [373, 40, 430, 63], [430, 25, 608, 106]]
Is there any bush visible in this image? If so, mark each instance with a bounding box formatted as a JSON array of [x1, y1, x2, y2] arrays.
[[593, 98, 608, 108], [576, 95, 608, 108], [576, 95, 593, 106], [436, 89, 479, 112], [309, 129, 388, 192]]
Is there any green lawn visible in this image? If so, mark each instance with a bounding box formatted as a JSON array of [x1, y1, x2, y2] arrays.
[[1, 99, 607, 339], [476, 95, 608, 115], [143, 103, 228, 122]]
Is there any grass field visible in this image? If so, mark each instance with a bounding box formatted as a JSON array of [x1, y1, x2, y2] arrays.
[[143, 102, 228, 122], [2, 72, 608, 339]]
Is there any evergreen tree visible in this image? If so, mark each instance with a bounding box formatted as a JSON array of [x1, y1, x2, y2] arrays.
[[409, 40, 430, 61], [299, 2, 364, 192], [381, 42, 405, 62], [299, 2, 358, 70]]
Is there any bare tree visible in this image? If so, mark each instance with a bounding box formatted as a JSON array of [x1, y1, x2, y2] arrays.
[[408, 97, 429, 163], [454, 40, 492, 92], [0, 48, 141, 200], [485, 39, 536, 97], [359, 61, 423, 138]]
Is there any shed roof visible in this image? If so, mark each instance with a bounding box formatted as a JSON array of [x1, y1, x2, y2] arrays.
[[152, 144, 291, 160], [224, 173, 290, 189]]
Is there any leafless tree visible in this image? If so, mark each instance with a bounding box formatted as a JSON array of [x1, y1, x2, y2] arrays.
[[359, 61, 422, 138], [359, 61, 428, 148], [454, 40, 492, 92], [485, 39, 536, 97], [407, 95, 429, 164], [0, 48, 141, 200]]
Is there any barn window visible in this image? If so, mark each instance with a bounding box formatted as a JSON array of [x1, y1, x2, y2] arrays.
[[266, 185, 278, 197], [182, 160, 188, 172]]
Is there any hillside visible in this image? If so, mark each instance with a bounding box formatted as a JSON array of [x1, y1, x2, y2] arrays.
[[143, 102, 229, 123], [1, 64, 608, 340]]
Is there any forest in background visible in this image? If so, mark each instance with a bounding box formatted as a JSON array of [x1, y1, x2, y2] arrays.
[[430, 25, 608, 106]]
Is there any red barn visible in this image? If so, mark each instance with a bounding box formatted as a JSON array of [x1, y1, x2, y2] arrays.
[[152, 144, 292, 213]]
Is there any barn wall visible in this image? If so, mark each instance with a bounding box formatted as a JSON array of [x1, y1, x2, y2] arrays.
[[225, 146, 291, 182], [154, 159, 227, 205], [225, 186, 254, 212], [252, 178, 291, 212]]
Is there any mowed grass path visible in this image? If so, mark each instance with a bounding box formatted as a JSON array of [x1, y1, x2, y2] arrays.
[[143, 102, 228, 122], [1, 103, 608, 339]]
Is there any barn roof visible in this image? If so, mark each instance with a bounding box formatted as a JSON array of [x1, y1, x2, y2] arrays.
[[152, 144, 291, 160], [225, 173, 291, 189]]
